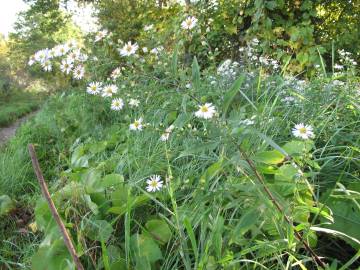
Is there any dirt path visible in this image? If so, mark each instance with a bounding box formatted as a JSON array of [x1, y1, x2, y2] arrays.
[[0, 111, 38, 147]]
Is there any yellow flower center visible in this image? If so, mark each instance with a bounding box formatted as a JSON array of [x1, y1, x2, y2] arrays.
[[150, 180, 158, 188], [126, 45, 132, 52], [134, 121, 140, 127], [200, 106, 209, 113], [299, 127, 307, 134]]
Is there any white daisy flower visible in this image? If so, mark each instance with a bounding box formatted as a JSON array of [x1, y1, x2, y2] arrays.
[[48, 48, 56, 59], [95, 29, 108, 42], [78, 53, 88, 62], [42, 60, 52, 72], [73, 65, 85, 80], [195, 103, 216, 119], [28, 55, 36, 66], [160, 133, 170, 141], [181, 16, 198, 30], [160, 125, 175, 141], [128, 98, 140, 107], [102, 84, 118, 97], [111, 98, 124, 111], [119, 41, 139, 57], [165, 125, 175, 133], [292, 123, 315, 140], [60, 59, 73, 74], [87, 82, 102, 95], [334, 64, 343, 70], [34, 49, 49, 63], [111, 67, 121, 80], [240, 119, 255, 126], [146, 175, 163, 192], [142, 47, 148, 53], [67, 51, 78, 63], [129, 118, 143, 131], [54, 44, 69, 57], [67, 39, 77, 50], [150, 47, 160, 55]]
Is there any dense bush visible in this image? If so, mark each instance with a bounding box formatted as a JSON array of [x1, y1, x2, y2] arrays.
[[87, 0, 359, 74]]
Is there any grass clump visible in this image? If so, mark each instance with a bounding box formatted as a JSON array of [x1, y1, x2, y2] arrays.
[[1, 65, 359, 269]]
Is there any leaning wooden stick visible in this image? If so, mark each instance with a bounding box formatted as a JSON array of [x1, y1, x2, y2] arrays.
[[28, 144, 85, 270]]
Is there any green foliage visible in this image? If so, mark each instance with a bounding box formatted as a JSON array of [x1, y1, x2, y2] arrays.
[[0, 0, 359, 269], [0, 69, 354, 268], [0, 91, 42, 127], [85, 0, 359, 73], [0, 195, 15, 216]]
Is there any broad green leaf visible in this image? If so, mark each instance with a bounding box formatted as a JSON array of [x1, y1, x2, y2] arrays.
[[275, 164, 298, 182], [110, 260, 127, 270], [0, 195, 15, 216], [71, 145, 89, 168], [256, 164, 278, 174], [254, 150, 285, 164], [145, 219, 172, 245], [83, 219, 114, 242], [130, 233, 162, 269], [282, 140, 313, 156], [320, 197, 360, 248], [222, 74, 246, 118], [232, 208, 259, 241], [88, 141, 108, 154], [81, 169, 102, 193], [83, 194, 99, 215], [31, 238, 74, 270], [35, 198, 56, 232], [109, 187, 149, 216], [111, 185, 128, 207], [100, 174, 124, 189]]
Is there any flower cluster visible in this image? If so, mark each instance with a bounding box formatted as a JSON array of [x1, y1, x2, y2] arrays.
[[238, 38, 280, 71], [28, 40, 88, 80], [335, 49, 358, 71], [217, 59, 239, 80]]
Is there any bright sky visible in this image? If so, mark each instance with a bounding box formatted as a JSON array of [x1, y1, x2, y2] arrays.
[[0, 0, 29, 36], [0, 0, 97, 37]]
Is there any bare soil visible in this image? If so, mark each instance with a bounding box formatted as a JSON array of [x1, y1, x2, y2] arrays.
[[0, 110, 38, 147]]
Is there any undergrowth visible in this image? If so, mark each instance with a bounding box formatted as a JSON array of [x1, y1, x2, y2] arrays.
[[0, 91, 42, 127]]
